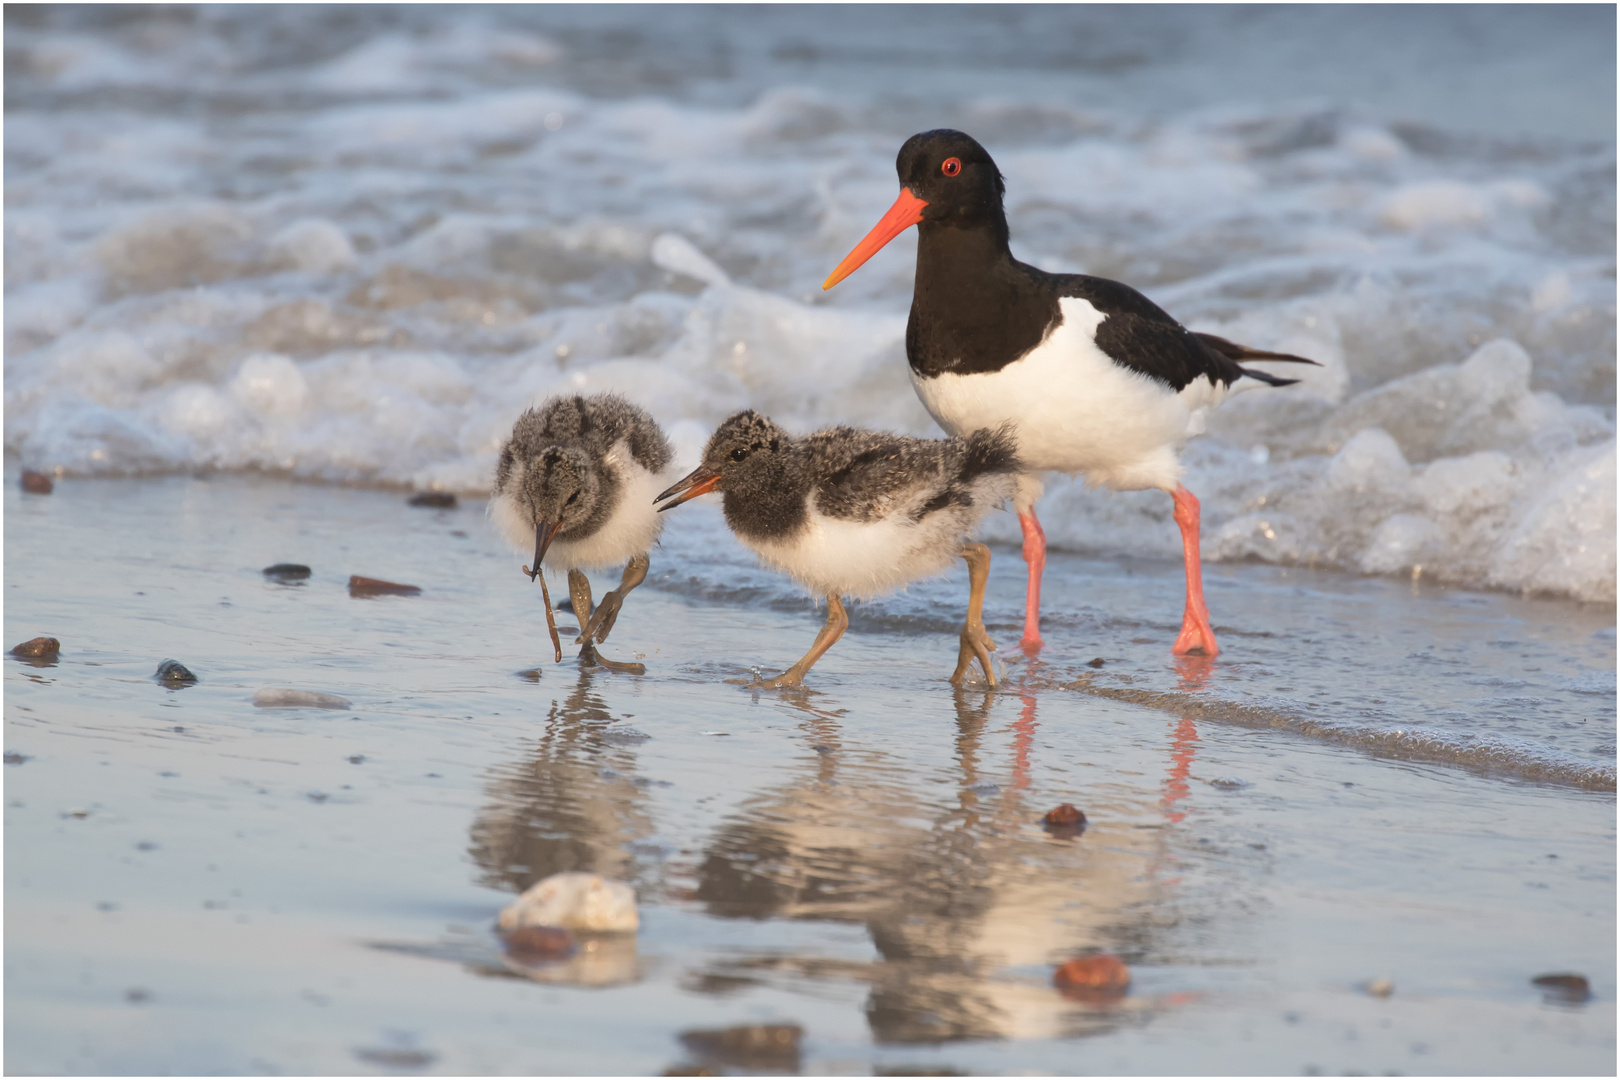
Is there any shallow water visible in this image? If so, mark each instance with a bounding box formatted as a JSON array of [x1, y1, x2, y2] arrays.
[[4, 473, 1614, 1075]]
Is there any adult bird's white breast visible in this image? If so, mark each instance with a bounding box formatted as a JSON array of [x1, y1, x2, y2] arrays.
[[910, 296, 1215, 493]]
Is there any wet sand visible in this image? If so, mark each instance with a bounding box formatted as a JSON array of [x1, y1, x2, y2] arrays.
[[4, 471, 1614, 1075]]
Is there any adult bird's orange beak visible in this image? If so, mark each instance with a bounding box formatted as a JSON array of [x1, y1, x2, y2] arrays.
[[822, 187, 929, 290], [655, 468, 722, 511]]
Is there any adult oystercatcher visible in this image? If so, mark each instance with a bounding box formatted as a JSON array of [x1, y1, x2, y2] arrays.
[[823, 129, 1317, 657], [491, 393, 673, 672], [655, 410, 1020, 688]]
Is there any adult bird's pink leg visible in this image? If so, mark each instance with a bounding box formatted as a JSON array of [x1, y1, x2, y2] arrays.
[[1018, 508, 1046, 652], [1169, 485, 1219, 657]]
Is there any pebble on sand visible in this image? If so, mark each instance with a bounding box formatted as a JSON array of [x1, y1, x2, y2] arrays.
[[1366, 977, 1394, 998], [1053, 954, 1131, 1001], [1532, 972, 1591, 1003], [10, 636, 60, 658], [154, 660, 198, 685], [1041, 803, 1088, 837], [498, 871, 639, 933], [252, 688, 353, 709], [348, 575, 421, 596], [262, 563, 311, 581], [407, 491, 458, 508], [20, 470, 53, 494]]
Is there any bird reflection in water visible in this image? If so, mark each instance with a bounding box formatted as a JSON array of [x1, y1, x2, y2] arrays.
[[464, 664, 657, 987], [685, 689, 1170, 1044]]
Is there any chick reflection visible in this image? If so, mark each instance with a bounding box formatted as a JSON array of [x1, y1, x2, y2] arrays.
[[467, 665, 654, 987], [689, 691, 1167, 1043]]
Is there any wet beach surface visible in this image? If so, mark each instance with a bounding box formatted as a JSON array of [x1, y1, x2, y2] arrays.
[[5, 472, 1613, 1075]]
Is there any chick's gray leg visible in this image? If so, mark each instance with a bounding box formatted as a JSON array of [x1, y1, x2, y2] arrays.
[[566, 569, 595, 630], [951, 543, 998, 687], [765, 593, 848, 689], [569, 565, 646, 675], [577, 554, 649, 646]]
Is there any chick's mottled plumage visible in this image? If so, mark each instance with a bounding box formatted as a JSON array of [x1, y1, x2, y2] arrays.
[[692, 410, 1020, 600], [491, 393, 672, 572]]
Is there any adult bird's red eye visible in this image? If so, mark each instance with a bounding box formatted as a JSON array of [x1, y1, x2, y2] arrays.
[[941, 157, 961, 177]]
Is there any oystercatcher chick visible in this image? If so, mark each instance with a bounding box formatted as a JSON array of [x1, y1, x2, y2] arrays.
[[823, 129, 1319, 658], [655, 411, 1019, 689], [491, 393, 673, 673]]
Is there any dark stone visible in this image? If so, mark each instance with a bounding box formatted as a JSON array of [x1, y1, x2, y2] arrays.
[[1088, 657, 1106, 668], [348, 575, 421, 596], [407, 491, 458, 508], [263, 563, 311, 581], [9, 636, 60, 659], [154, 660, 198, 686], [4, 751, 29, 765], [1532, 973, 1591, 1003], [20, 470, 53, 494]]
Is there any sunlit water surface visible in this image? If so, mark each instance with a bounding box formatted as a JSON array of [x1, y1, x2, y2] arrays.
[[4, 475, 1613, 1075]]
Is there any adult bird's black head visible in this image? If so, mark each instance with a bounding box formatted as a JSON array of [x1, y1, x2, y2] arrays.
[[823, 129, 1007, 290]]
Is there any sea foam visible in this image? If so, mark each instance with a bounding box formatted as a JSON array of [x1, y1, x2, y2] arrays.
[[4, 10, 1613, 603]]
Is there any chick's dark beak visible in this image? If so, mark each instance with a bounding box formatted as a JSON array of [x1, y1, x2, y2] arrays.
[[524, 520, 560, 580], [655, 468, 722, 512]]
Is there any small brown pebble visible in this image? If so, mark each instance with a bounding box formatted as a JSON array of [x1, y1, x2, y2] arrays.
[[20, 470, 53, 494], [1366, 977, 1394, 998], [1088, 657, 1106, 668], [502, 923, 577, 964], [662, 1067, 718, 1077], [262, 563, 311, 581], [1042, 803, 1087, 832], [1532, 973, 1591, 1003], [1053, 954, 1131, 1001], [4, 751, 29, 765], [10, 636, 60, 658], [348, 575, 421, 596], [125, 987, 151, 1004], [407, 491, 457, 508]]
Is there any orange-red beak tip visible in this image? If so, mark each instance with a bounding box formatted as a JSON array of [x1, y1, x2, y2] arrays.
[[822, 188, 928, 291]]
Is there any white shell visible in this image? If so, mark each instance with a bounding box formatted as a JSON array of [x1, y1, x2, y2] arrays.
[[497, 871, 639, 933]]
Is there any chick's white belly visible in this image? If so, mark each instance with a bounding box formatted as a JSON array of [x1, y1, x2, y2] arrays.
[[744, 499, 999, 602], [910, 297, 1198, 493]]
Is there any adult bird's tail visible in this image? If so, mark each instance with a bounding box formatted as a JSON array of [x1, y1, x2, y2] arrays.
[[1195, 332, 1319, 388]]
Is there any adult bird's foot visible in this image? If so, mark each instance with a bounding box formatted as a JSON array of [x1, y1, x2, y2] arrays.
[[1171, 609, 1219, 658], [1018, 633, 1044, 655], [951, 621, 998, 687]]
